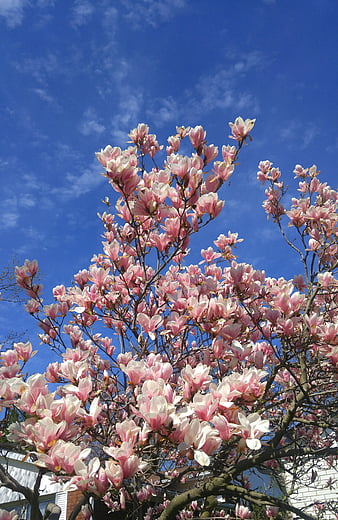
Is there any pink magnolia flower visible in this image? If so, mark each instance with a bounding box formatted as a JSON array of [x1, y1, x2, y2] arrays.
[[212, 160, 234, 182], [222, 144, 237, 161], [94, 466, 109, 495], [13, 341, 34, 362], [137, 394, 173, 430], [24, 259, 39, 276], [235, 503, 252, 519], [140, 379, 174, 403], [181, 363, 212, 397], [1, 349, 18, 366], [104, 460, 124, 489], [164, 312, 187, 337], [84, 396, 102, 427], [63, 375, 93, 401], [229, 340, 253, 362], [0, 363, 21, 379], [189, 125, 206, 150], [105, 442, 140, 479], [116, 419, 141, 444], [200, 247, 221, 263], [80, 505, 92, 520], [236, 412, 270, 449], [8, 416, 69, 451], [195, 193, 224, 218], [213, 414, 232, 441], [229, 117, 255, 141], [120, 359, 147, 385], [16, 373, 52, 415], [293, 274, 306, 291], [50, 394, 82, 424], [166, 134, 181, 155], [136, 485, 155, 502], [71, 456, 101, 493], [137, 313, 163, 340], [25, 298, 40, 313], [145, 353, 173, 382], [191, 392, 219, 421], [293, 164, 308, 178], [203, 143, 218, 164], [129, 123, 149, 144], [179, 418, 221, 466], [170, 155, 191, 179], [95, 145, 122, 169], [36, 440, 91, 474]]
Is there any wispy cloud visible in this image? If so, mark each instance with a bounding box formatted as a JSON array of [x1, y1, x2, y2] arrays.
[[0, 208, 19, 230], [143, 51, 264, 130], [19, 195, 36, 209], [141, 56, 262, 130], [71, 0, 94, 27], [146, 96, 180, 127], [79, 108, 105, 136], [0, 0, 56, 28], [0, 194, 36, 230], [32, 87, 60, 108], [0, 0, 26, 28], [121, 0, 187, 29], [12, 224, 49, 257], [110, 89, 144, 144], [280, 120, 319, 149], [190, 51, 265, 117], [14, 53, 61, 84], [52, 160, 104, 199]]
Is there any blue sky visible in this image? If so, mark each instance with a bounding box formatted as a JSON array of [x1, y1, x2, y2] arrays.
[[1, 0, 337, 344]]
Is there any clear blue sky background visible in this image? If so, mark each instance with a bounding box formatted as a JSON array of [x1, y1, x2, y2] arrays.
[[1, 0, 337, 346]]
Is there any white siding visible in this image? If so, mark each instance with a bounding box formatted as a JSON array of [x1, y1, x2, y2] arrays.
[[286, 459, 338, 519], [55, 491, 68, 520], [0, 452, 63, 504]]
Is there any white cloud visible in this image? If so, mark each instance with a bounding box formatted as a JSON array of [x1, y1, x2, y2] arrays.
[[0, 0, 26, 27], [191, 70, 259, 117], [79, 108, 105, 136], [21, 173, 41, 191], [142, 52, 264, 131], [121, 0, 187, 28], [0, 190, 39, 231], [52, 160, 104, 199], [302, 126, 319, 149], [146, 96, 179, 127], [280, 120, 319, 149], [13, 225, 48, 256], [0, 210, 18, 229], [36, 0, 56, 6], [168, 50, 265, 122], [14, 53, 60, 84], [32, 88, 59, 107], [19, 195, 36, 209], [0, 0, 56, 28], [100, 4, 118, 31], [71, 0, 94, 27], [0, 197, 19, 229], [110, 90, 144, 144]]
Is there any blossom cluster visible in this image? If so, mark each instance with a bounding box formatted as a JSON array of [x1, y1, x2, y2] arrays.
[[1, 118, 337, 520]]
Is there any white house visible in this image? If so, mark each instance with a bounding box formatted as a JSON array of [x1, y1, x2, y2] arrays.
[[0, 451, 69, 520], [286, 457, 338, 520]]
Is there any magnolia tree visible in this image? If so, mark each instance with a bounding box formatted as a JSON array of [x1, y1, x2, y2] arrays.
[[0, 118, 337, 520]]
